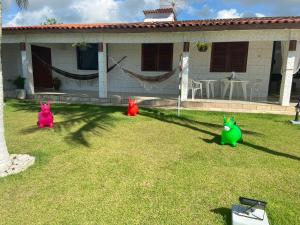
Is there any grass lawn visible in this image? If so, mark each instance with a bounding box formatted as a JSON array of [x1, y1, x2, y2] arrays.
[[0, 100, 299, 225]]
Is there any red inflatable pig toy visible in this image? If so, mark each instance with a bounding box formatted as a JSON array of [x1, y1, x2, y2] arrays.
[[127, 97, 139, 116], [37, 101, 54, 128]]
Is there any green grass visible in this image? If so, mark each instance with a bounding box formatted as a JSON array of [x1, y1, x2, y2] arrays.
[[0, 100, 299, 225]]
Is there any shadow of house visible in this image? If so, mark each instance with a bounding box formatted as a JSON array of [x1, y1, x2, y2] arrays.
[[140, 108, 262, 136], [9, 101, 300, 160], [140, 108, 300, 162], [202, 136, 300, 161]]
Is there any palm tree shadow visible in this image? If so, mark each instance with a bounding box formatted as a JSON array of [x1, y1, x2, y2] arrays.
[[54, 111, 115, 147], [140, 108, 300, 161], [14, 101, 124, 147], [211, 207, 231, 225]]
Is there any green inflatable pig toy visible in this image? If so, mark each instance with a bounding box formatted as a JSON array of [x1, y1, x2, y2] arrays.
[[221, 117, 243, 147]]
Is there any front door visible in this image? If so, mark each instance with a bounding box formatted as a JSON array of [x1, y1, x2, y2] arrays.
[[32, 45, 53, 89]]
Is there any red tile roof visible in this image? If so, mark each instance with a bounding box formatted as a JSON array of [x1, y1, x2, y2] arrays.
[[143, 8, 174, 14], [3, 16, 300, 33]]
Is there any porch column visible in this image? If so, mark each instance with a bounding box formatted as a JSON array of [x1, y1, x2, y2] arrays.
[[279, 40, 299, 106], [20, 43, 34, 95], [98, 43, 108, 98], [181, 42, 190, 101]]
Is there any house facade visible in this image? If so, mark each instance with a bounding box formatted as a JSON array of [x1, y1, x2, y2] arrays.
[[2, 4, 300, 106]]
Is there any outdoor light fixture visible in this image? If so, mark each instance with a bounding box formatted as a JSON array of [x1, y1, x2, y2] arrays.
[[291, 100, 300, 125]]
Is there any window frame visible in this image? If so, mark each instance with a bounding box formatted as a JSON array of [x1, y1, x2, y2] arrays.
[[210, 42, 249, 73], [141, 43, 173, 72]]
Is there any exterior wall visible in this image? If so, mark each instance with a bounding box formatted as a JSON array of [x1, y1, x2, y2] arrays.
[[35, 43, 99, 92], [28, 43, 180, 94], [2, 44, 22, 97], [107, 43, 182, 95], [1, 41, 274, 99], [108, 41, 273, 98], [189, 41, 274, 99]]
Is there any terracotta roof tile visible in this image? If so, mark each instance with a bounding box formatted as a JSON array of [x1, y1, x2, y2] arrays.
[[3, 16, 300, 33]]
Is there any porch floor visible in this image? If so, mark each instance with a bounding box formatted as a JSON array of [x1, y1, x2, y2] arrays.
[[31, 90, 297, 115]]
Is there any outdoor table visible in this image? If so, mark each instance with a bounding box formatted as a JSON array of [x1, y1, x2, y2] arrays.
[[221, 79, 249, 100], [195, 80, 218, 99]]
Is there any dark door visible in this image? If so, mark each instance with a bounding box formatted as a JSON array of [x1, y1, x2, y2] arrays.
[[32, 45, 53, 89]]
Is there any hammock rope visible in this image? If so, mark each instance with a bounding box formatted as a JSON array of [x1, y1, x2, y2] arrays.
[[32, 53, 127, 80], [177, 54, 183, 117], [110, 57, 180, 83]]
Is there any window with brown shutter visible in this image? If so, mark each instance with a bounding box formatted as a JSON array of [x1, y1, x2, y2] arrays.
[[210, 42, 249, 72], [142, 43, 173, 71]]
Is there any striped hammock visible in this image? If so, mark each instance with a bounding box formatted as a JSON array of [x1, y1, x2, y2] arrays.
[[111, 57, 181, 83], [32, 53, 127, 80]]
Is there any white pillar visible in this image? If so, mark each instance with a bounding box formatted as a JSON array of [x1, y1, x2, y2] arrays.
[[20, 43, 34, 95], [280, 40, 298, 106], [98, 43, 108, 98], [181, 42, 189, 101]]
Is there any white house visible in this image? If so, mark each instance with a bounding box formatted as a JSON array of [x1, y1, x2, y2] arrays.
[[2, 2, 300, 106]]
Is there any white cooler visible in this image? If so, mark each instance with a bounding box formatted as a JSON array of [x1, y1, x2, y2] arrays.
[[232, 204, 270, 225]]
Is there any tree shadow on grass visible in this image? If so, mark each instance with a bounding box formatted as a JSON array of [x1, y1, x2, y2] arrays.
[[11, 101, 125, 147], [57, 111, 115, 147], [211, 208, 231, 225], [141, 108, 300, 162]]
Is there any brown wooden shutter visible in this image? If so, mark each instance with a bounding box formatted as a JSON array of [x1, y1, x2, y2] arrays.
[[142, 44, 157, 71], [229, 42, 249, 72], [210, 43, 228, 72], [158, 44, 173, 71], [210, 42, 249, 72], [142, 43, 173, 71]]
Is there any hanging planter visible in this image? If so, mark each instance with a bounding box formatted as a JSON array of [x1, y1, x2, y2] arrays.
[[72, 42, 91, 51], [196, 42, 209, 52]]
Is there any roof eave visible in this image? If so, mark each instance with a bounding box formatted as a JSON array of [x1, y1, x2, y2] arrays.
[[3, 22, 300, 35]]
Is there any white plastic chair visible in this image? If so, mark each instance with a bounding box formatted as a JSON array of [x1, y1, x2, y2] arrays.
[[249, 79, 263, 101], [188, 79, 203, 100]]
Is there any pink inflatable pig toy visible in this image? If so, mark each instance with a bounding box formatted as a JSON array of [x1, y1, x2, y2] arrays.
[[37, 101, 54, 128]]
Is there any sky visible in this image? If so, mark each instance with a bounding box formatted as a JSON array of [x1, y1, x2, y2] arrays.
[[2, 0, 300, 27]]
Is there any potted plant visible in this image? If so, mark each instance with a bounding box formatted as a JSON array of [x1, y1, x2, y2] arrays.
[[72, 42, 91, 51], [13, 76, 26, 99], [52, 77, 61, 91], [196, 42, 209, 52]]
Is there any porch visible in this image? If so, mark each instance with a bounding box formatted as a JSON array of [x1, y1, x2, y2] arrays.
[[2, 30, 300, 109]]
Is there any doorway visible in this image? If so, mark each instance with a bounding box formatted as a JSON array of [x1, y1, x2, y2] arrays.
[[269, 41, 300, 102], [32, 45, 53, 90], [268, 41, 282, 98]]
